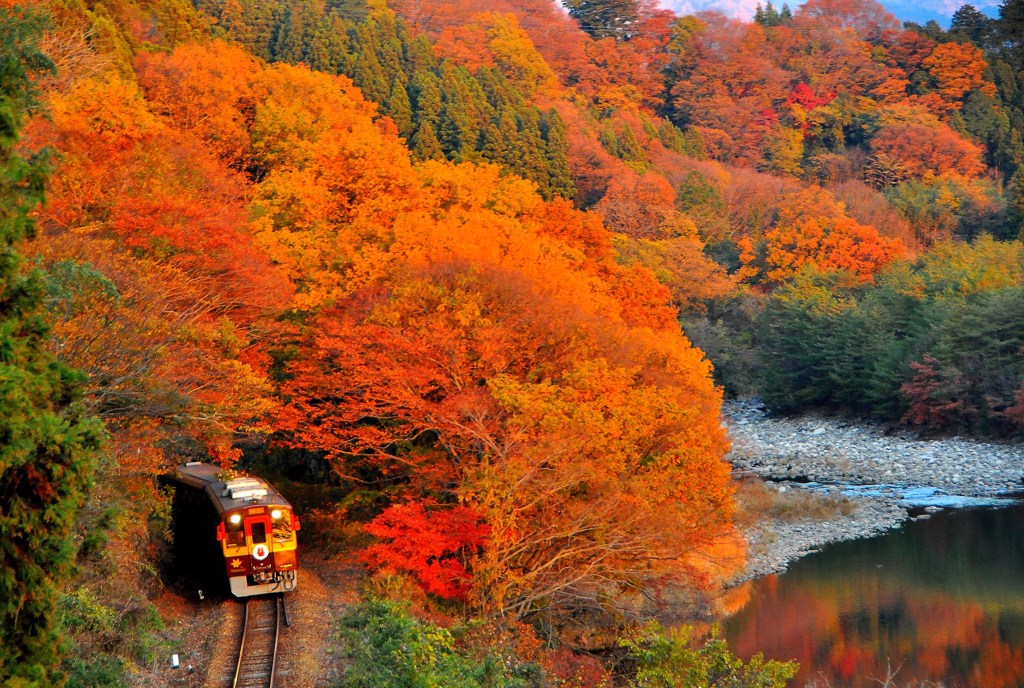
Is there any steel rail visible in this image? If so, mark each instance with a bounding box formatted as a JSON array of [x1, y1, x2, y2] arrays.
[[230, 595, 282, 688]]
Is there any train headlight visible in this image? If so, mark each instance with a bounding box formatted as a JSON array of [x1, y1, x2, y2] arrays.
[[229, 514, 241, 525], [271, 509, 282, 520]]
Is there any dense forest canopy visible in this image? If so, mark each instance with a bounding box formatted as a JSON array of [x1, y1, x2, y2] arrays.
[[1, 0, 1024, 684]]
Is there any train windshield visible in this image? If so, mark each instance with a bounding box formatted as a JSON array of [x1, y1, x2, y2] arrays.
[[225, 516, 245, 547], [272, 509, 293, 542], [251, 521, 268, 545]]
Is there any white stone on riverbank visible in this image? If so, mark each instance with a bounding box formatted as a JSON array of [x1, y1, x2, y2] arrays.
[[724, 399, 1024, 580], [725, 399, 1024, 496], [736, 495, 906, 582]]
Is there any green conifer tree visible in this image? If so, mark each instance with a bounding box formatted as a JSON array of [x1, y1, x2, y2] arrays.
[[438, 65, 492, 162], [385, 76, 414, 140], [304, 16, 352, 75], [410, 68, 442, 130], [598, 128, 619, 159], [482, 113, 514, 167], [270, 3, 307, 64], [218, 0, 254, 49], [0, 10, 102, 686], [540, 108, 575, 200], [617, 125, 646, 165], [657, 119, 687, 153], [238, 0, 278, 60], [405, 35, 437, 74], [754, 2, 783, 27], [754, 3, 765, 24], [1003, 166, 1024, 239], [951, 5, 996, 51], [412, 120, 445, 161], [353, 50, 389, 104], [1000, 0, 1024, 67], [510, 108, 549, 189]]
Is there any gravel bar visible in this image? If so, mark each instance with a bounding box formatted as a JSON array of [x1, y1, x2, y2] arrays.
[[723, 399, 1024, 580]]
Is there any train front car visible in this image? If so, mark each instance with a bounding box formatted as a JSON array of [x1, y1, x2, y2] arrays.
[[171, 462, 299, 597]]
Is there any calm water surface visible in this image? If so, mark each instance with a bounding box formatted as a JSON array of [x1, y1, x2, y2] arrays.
[[722, 504, 1024, 688]]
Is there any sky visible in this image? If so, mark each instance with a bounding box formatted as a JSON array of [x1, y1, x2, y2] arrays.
[[657, 0, 1001, 25]]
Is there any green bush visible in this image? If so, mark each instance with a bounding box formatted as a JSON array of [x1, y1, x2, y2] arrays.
[[58, 588, 166, 687], [63, 656, 128, 688], [337, 601, 536, 688], [57, 590, 117, 636], [622, 623, 797, 688]]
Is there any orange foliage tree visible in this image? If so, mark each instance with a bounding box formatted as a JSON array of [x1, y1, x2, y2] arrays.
[[226, 64, 745, 616], [738, 187, 905, 285], [795, 0, 900, 38], [27, 76, 290, 465], [31, 12, 755, 625], [434, 12, 559, 97], [871, 122, 986, 178], [596, 169, 679, 237], [20, 51, 292, 598], [921, 41, 996, 107]]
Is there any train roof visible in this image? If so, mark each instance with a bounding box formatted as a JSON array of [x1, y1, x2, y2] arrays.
[[168, 462, 293, 515]]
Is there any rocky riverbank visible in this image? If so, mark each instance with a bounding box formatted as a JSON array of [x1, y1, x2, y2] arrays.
[[734, 492, 907, 581], [723, 399, 1024, 580]]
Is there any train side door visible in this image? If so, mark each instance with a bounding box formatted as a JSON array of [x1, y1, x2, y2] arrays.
[[245, 515, 274, 572]]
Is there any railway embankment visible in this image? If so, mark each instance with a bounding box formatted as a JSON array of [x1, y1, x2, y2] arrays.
[[724, 399, 1024, 580]]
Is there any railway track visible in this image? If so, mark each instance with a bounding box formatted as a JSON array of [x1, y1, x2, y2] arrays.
[[231, 595, 285, 688]]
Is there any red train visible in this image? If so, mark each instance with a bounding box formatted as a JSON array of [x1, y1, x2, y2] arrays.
[[167, 462, 299, 597]]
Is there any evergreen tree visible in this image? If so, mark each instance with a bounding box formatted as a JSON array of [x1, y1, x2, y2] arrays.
[[270, 3, 307, 64], [540, 108, 576, 200], [404, 34, 436, 74], [412, 120, 444, 161], [657, 119, 687, 153], [1004, 165, 1024, 238], [617, 125, 646, 165], [482, 110, 516, 168], [304, 15, 351, 75], [385, 76, 414, 140], [219, 0, 255, 49], [1000, 0, 1024, 67], [507, 108, 547, 185], [438, 64, 492, 162], [754, 1, 783, 27], [951, 4, 997, 51], [200, 0, 574, 198], [598, 127, 620, 157], [355, 11, 405, 87], [231, 0, 279, 59], [0, 9, 102, 685], [410, 68, 442, 129], [353, 50, 389, 104]]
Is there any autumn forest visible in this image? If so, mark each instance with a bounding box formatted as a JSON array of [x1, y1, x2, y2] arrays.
[[2, 0, 1024, 684]]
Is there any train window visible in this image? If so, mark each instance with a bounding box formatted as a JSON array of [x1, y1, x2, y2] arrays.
[[225, 518, 245, 548], [272, 512, 293, 542], [251, 521, 268, 545]]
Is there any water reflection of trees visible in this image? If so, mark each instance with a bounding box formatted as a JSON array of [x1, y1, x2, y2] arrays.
[[719, 507, 1024, 687]]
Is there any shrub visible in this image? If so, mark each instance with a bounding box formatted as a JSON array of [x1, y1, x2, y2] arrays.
[[622, 623, 797, 688], [337, 601, 538, 688]]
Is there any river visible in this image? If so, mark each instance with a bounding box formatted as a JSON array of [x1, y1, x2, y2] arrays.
[[721, 503, 1024, 688]]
